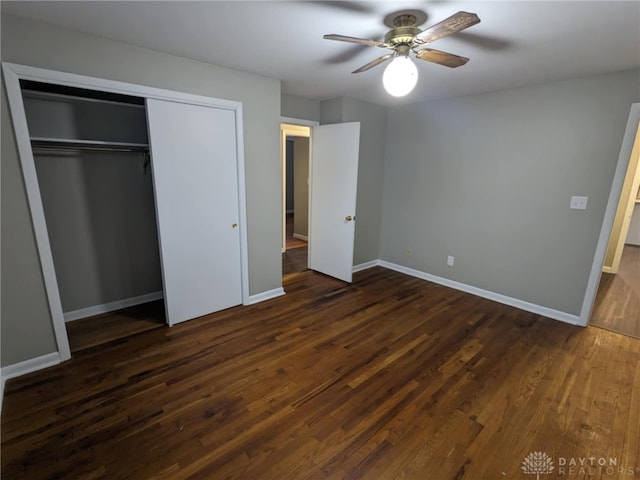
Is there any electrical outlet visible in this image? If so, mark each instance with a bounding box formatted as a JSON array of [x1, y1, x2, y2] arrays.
[[570, 196, 588, 210], [447, 256, 455, 266]]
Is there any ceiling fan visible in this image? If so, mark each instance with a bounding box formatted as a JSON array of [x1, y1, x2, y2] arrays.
[[323, 10, 481, 97]]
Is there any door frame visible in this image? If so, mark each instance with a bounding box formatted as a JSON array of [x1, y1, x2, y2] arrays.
[[280, 117, 317, 265], [581, 103, 640, 325], [3, 62, 250, 361], [602, 120, 640, 273]]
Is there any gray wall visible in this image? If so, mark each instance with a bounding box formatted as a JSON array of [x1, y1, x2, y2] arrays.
[[628, 204, 640, 245], [1, 14, 282, 366], [281, 93, 320, 122], [319, 98, 344, 125], [293, 137, 309, 237], [380, 68, 640, 315]]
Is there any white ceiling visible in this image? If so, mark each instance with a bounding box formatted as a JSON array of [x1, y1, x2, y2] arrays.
[[3, 1, 640, 106]]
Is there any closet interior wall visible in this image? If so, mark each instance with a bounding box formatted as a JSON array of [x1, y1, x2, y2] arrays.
[[21, 82, 163, 321]]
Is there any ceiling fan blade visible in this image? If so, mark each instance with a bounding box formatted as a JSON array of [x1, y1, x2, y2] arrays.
[[311, 1, 376, 14], [414, 11, 480, 45], [414, 48, 469, 68], [352, 54, 393, 73], [324, 34, 385, 48]]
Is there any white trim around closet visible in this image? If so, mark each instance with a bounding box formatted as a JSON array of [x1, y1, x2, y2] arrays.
[[2, 62, 250, 364]]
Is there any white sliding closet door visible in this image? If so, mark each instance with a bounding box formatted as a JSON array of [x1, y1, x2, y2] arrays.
[[146, 99, 242, 325]]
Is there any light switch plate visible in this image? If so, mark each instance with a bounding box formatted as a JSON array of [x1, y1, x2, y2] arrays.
[[570, 196, 588, 210]]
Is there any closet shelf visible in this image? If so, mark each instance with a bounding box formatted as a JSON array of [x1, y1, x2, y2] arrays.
[[22, 88, 146, 109], [30, 137, 149, 152]]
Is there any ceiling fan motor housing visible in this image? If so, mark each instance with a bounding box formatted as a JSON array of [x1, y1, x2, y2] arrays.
[[385, 14, 421, 52]]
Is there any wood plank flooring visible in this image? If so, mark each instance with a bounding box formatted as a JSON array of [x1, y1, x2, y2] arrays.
[[2, 267, 640, 479], [283, 212, 308, 276], [66, 300, 166, 353], [285, 212, 308, 250], [282, 246, 308, 276], [591, 245, 640, 339]]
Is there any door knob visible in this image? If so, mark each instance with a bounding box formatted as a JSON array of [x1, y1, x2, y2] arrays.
[[232, 223, 238, 229], [345, 215, 354, 222]]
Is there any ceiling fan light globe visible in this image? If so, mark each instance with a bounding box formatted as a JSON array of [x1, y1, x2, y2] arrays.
[[382, 56, 418, 97]]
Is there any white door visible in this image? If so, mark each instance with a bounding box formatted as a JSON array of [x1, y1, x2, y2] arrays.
[[309, 122, 360, 282], [146, 99, 242, 325]]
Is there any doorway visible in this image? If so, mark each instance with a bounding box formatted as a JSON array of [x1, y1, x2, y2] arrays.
[[591, 173, 640, 338], [590, 243, 640, 338], [281, 123, 311, 277], [589, 109, 640, 338], [279, 118, 361, 284]]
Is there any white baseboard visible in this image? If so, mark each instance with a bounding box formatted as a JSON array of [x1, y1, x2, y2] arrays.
[[1, 351, 60, 381], [292, 233, 308, 242], [352, 260, 380, 273], [64, 291, 164, 322], [1, 351, 61, 411], [247, 287, 286, 305], [353, 259, 581, 326]]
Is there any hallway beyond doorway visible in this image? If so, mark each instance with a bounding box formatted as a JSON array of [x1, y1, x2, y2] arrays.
[[591, 245, 640, 339], [283, 212, 308, 276]]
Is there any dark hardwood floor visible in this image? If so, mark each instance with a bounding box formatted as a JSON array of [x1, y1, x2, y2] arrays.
[[2, 267, 639, 479], [282, 246, 308, 276], [66, 300, 166, 353], [283, 212, 308, 276], [591, 245, 640, 339]]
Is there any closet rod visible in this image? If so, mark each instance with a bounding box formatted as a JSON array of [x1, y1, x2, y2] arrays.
[[31, 144, 149, 153], [30, 139, 149, 153]]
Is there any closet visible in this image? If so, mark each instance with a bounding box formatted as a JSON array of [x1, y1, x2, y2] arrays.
[[4, 63, 248, 360], [22, 81, 164, 327]]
